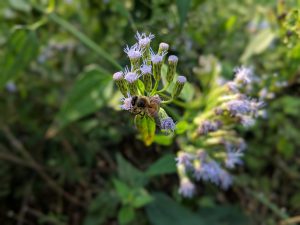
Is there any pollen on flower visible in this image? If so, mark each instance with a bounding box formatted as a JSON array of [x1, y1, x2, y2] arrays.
[[135, 32, 155, 48], [125, 72, 139, 83], [140, 64, 152, 75], [150, 49, 167, 64], [124, 44, 142, 60], [121, 95, 133, 111]]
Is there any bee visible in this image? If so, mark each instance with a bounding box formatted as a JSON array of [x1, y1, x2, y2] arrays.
[[130, 95, 160, 118]]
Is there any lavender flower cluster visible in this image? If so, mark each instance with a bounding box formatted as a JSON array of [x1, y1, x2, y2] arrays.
[[113, 32, 188, 133], [176, 64, 264, 198]]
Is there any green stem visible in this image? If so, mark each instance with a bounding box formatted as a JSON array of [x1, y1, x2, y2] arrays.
[[157, 82, 170, 93], [159, 93, 200, 109], [150, 79, 160, 95]]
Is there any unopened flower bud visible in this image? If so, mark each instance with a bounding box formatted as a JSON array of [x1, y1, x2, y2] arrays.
[[151, 49, 167, 81], [172, 75, 186, 98], [158, 42, 169, 55], [158, 108, 176, 133], [140, 64, 152, 92], [113, 71, 128, 96], [166, 55, 178, 83], [125, 72, 139, 95]]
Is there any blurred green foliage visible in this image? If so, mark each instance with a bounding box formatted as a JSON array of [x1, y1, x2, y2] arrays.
[[0, 0, 300, 225]]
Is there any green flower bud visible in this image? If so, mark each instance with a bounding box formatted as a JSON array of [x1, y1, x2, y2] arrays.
[[113, 71, 128, 96], [158, 42, 169, 55], [124, 72, 139, 95], [172, 75, 187, 98], [140, 64, 153, 92], [166, 55, 178, 83]]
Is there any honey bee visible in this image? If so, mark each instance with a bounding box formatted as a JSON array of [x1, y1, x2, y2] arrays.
[[130, 95, 160, 118]]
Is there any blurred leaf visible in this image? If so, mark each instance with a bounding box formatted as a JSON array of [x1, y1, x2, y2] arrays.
[[176, 0, 191, 28], [279, 96, 300, 116], [175, 121, 190, 134], [146, 192, 205, 225], [225, 15, 237, 32], [135, 115, 156, 146], [291, 192, 300, 208], [146, 154, 176, 177], [277, 137, 294, 159], [197, 206, 250, 225], [113, 179, 132, 201], [116, 154, 148, 187], [84, 191, 119, 225], [9, 0, 31, 12], [132, 188, 153, 208], [241, 29, 275, 62], [118, 205, 135, 225], [0, 27, 39, 89], [154, 134, 173, 146], [137, 80, 145, 95], [47, 65, 112, 136], [113, 178, 152, 208], [180, 81, 195, 102]]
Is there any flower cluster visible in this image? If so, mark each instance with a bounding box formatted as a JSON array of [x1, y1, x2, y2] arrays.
[[176, 56, 264, 198], [113, 32, 187, 135]]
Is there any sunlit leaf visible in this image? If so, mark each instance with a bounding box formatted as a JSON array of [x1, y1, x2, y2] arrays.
[[241, 29, 275, 62], [47, 65, 112, 137], [135, 115, 156, 146]]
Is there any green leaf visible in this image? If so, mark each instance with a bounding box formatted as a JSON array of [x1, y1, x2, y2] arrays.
[[241, 29, 275, 62], [113, 179, 132, 201], [180, 81, 195, 102], [154, 134, 173, 146], [132, 189, 153, 208], [83, 191, 119, 225], [118, 205, 135, 225], [197, 206, 250, 225], [175, 121, 190, 134], [146, 154, 176, 177], [146, 193, 250, 225], [113, 178, 152, 208], [47, 65, 112, 136], [146, 193, 205, 225], [0, 27, 39, 89], [9, 0, 31, 12], [116, 154, 148, 187], [135, 115, 156, 146], [176, 0, 191, 28]]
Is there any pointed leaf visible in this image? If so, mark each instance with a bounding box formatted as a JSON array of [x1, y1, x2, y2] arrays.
[[135, 115, 156, 146]]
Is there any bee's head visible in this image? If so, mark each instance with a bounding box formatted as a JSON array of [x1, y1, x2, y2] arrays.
[[131, 96, 138, 106]]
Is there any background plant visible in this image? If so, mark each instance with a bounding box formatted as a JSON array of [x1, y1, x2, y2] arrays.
[[0, 0, 300, 225]]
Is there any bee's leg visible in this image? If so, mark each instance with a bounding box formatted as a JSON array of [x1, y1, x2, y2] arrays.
[[140, 112, 146, 118]]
